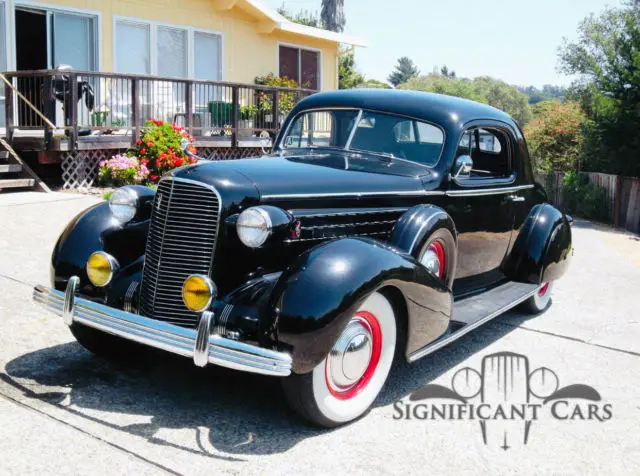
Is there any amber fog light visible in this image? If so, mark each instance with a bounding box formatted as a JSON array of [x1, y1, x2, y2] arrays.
[[86, 251, 119, 287], [182, 274, 217, 312]]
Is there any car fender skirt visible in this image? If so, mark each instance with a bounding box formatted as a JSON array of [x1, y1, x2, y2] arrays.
[[502, 203, 573, 284], [269, 237, 452, 374]]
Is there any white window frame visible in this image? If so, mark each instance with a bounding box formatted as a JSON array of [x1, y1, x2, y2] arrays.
[[11, 1, 102, 71], [277, 41, 322, 90], [113, 15, 223, 79]]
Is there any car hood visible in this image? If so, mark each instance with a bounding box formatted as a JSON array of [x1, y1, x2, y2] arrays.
[[172, 152, 435, 200]]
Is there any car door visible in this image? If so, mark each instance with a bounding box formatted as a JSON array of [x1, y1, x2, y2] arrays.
[[445, 122, 519, 297]]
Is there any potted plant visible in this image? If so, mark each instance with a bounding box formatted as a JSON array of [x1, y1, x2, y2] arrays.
[[238, 105, 258, 138]]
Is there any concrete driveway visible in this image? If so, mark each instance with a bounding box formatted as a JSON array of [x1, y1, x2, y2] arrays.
[[0, 192, 638, 475]]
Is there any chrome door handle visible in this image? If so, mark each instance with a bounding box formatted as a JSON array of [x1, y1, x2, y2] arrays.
[[505, 195, 525, 202]]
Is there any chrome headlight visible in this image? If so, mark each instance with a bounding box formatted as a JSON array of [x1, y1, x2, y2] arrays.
[[237, 207, 272, 248], [109, 187, 138, 223]]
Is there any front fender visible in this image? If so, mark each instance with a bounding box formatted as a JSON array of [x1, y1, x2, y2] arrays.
[[51, 199, 151, 293], [268, 238, 452, 374], [502, 203, 572, 283]]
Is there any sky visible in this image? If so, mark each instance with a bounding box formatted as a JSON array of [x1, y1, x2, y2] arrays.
[[266, 0, 624, 88]]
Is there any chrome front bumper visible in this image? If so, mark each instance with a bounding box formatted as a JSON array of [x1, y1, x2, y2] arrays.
[[32, 276, 292, 377]]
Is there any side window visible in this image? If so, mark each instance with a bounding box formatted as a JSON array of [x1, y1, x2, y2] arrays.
[[455, 127, 512, 179]]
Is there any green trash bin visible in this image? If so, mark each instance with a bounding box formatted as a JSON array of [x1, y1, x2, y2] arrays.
[[208, 101, 240, 128]]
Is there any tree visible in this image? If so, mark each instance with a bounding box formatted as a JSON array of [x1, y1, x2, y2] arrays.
[[440, 65, 456, 78], [277, 5, 322, 28], [523, 101, 588, 173], [398, 74, 532, 124], [339, 52, 365, 89], [321, 0, 345, 33], [388, 57, 420, 87], [558, 1, 640, 176], [359, 79, 391, 89], [518, 85, 566, 104]]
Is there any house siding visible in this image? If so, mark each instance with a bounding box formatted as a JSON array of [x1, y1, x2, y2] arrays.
[[13, 0, 337, 89]]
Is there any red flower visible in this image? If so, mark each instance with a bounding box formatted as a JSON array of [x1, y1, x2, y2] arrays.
[[141, 159, 149, 166], [147, 141, 153, 148], [151, 175, 158, 181], [140, 148, 146, 155], [136, 139, 142, 145]]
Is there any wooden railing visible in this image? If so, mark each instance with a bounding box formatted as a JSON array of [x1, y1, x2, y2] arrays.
[[2, 70, 316, 150]]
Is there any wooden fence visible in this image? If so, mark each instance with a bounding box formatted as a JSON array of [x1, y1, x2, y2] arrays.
[[535, 171, 640, 235]]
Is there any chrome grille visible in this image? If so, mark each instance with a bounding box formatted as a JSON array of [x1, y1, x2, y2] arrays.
[[139, 178, 221, 327]]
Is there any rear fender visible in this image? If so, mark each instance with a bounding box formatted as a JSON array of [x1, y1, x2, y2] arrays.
[[268, 237, 452, 374], [502, 203, 573, 283]]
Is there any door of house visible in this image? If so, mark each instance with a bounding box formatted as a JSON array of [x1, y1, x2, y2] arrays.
[[14, 7, 97, 127]]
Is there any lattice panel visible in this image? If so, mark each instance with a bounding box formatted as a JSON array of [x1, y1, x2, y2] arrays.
[[61, 147, 269, 189], [61, 149, 127, 190]]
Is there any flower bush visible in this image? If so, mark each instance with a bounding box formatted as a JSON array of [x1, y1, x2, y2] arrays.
[[98, 154, 149, 185], [132, 119, 197, 183], [523, 101, 587, 173]]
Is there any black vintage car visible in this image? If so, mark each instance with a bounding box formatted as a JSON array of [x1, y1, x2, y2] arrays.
[[33, 90, 572, 427]]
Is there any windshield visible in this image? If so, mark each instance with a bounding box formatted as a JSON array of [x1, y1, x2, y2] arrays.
[[280, 109, 445, 167]]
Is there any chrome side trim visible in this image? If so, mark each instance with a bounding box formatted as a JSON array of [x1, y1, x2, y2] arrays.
[[445, 184, 534, 197], [124, 281, 139, 314], [263, 190, 445, 200], [63, 276, 79, 326], [289, 207, 409, 218], [33, 282, 292, 377], [214, 303, 234, 336], [407, 285, 539, 363]]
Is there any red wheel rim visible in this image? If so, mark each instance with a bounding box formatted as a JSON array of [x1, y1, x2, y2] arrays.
[[428, 240, 446, 279], [538, 282, 550, 296], [325, 311, 382, 400]]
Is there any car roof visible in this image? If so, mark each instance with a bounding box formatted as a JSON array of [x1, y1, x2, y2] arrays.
[[292, 89, 514, 130]]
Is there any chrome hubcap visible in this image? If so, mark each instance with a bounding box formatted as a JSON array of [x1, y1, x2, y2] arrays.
[[421, 249, 441, 277], [327, 318, 373, 390]]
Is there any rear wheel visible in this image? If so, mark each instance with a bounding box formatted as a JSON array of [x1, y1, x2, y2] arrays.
[[282, 292, 397, 427], [521, 282, 553, 314], [70, 323, 144, 363]]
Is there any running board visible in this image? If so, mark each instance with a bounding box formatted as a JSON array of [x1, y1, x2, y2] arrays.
[[407, 281, 539, 362]]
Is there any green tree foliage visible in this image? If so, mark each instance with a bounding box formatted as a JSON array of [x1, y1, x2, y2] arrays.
[[339, 52, 365, 89], [518, 85, 566, 104], [440, 65, 456, 78], [398, 73, 532, 124], [388, 57, 420, 87], [523, 101, 588, 173], [360, 79, 391, 89], [558, 0, 640, 176], [321, 0, 345, 33], [277, 5, 322, 28]]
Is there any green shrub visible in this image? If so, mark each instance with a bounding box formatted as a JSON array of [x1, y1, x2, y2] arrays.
[[562, 171, 609, 222]]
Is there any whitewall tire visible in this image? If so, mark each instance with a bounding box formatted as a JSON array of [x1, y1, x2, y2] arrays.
[[282, 291, 397, 427], [522, 282, 553, 314]]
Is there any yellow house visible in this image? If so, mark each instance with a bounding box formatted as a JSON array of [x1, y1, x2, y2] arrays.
[[0, 0, 367, 90]]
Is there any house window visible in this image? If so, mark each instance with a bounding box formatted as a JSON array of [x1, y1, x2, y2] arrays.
[[114, 18, 221, 79], [194, 32, 221, 80], [279, 45, 319, 89], [115, 21, 150, 74]]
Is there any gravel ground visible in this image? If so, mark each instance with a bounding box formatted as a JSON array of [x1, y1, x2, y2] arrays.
[[0, 192, 638, 475]]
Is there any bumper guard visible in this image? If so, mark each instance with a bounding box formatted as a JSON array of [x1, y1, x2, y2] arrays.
[[33, 277, 292, 377]]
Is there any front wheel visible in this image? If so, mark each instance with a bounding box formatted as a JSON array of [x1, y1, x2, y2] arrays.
[[521, 282, 553, 314], [282, 292, 397, 427], [70, 323, 145, 363]]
